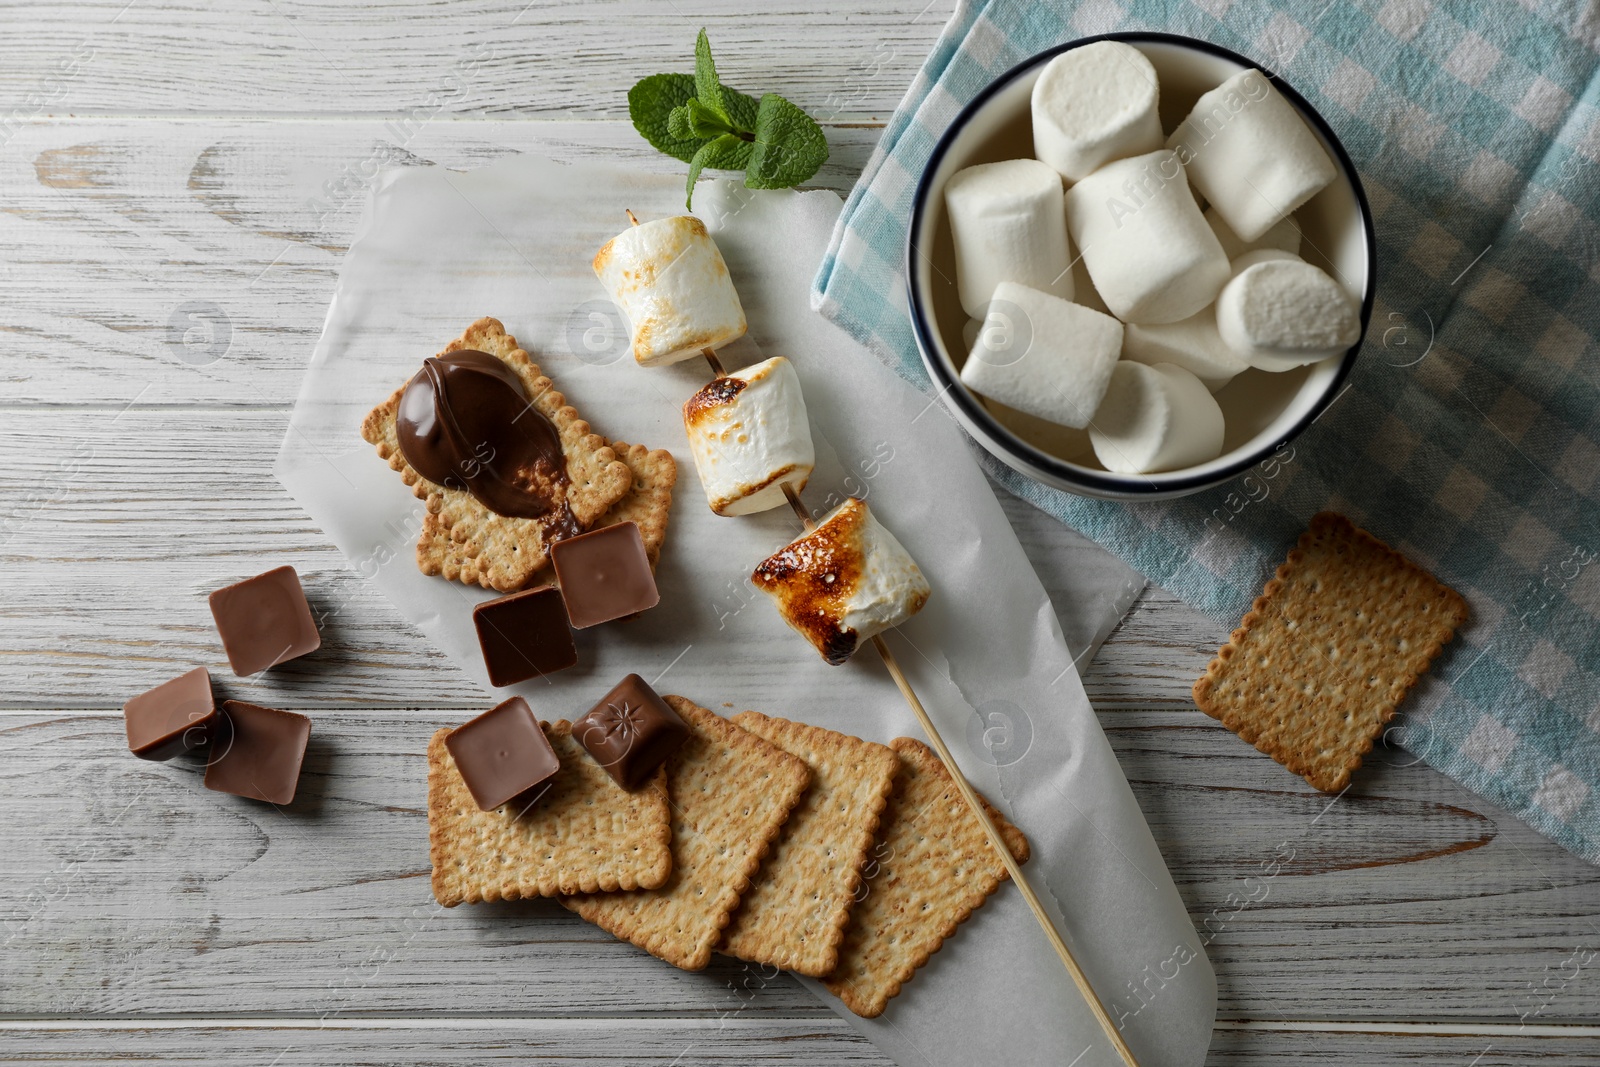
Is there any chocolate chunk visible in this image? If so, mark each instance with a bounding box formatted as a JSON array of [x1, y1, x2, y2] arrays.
[[445, 696, 561, 812], [573, 673, 688, 790], [204, 700, 312, 805], [473, 585, 578, 687], [122, 666, 219, 761], [209, 565, 322, 676], [550, 521, 660, 629]]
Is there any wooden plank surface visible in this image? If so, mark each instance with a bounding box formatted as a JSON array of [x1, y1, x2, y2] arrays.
[[3, 2, 1598, 1064]]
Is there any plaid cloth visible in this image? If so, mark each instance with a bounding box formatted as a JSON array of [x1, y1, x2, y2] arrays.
[[813, 0, 1600, 864]]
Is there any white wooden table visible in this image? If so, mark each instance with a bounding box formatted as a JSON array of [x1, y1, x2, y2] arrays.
[[3, 3, 1596, 1063]]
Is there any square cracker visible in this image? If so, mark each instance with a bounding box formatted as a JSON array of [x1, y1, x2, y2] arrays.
[[427, 720, 672, 906], [1193, 511, 1469, 793], [823, 737, 1030, 1019], [418, 438, 677, 588], [360, 316, 634, 592], [562, 696, 812, 971], [719, 712, 898, 977]]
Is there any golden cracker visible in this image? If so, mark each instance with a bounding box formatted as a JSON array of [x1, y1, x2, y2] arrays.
[[1193, 511, 1469, 793], [719, 712, 898, 977], [823, 737, 1030, 1018], [417, 437, 677, 587], [562, 697, 812, 971], [427, 720, 672, 906], [360, 316, 633, 591]]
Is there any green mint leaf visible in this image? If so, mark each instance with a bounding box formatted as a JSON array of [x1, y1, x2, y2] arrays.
[[629, 73, 705, 164], [720, 86, 760, 134], [666, 104, 694, 142], [685, 133, 748, 209], [694, 29, 730, 123], [685, 96, 736, 139], [745, 93, 828, 190]]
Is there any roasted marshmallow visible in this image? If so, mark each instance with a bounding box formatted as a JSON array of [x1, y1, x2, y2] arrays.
[[683, 356, 815, 516], [1032, 41, 1163, 182], [959, 281, 1122, 429], [1205, 206, 1301, 261], [1089, 362, 1225, 474], [1216, 254, 1360, 371], [1168, 69, 1337, 243], [593, 215, 747, 367], [752, 498, 930, 665], [1123, 310, 1250, 393], [1063, 149, 1230, 324], [944, 158, 1073, 317]]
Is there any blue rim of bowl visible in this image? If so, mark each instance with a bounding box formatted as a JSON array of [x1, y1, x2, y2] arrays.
[[905, 31, 1377, 497]]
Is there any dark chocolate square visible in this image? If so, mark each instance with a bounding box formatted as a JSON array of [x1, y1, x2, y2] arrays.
[[209, 565, 321, 676], [472, 585, 577, 687], [550, 521, 660, 629], [204, 700, 312, 805], [572, 673, 689, 790], [122, 666, 219, 761], [445, 696, 561, 811]]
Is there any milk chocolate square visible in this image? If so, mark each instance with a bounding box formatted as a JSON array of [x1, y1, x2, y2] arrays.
[[444, 696, 561, 812], [204, 700, 312, 805], [209, 565, 321, 676], [572, 673, 688, 790], [472, 586, 577, 687], [122, 666, 219, 761], [550, 521, 660, 628]]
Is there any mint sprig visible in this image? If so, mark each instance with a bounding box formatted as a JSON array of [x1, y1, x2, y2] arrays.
[[628, 29, 828, 209]]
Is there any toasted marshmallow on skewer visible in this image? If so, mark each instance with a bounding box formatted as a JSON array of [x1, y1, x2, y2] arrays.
[[593, 215, 747, 367], [752, 498, 931, 665], [1215, 252, 1359, 371], [1089, 362, 1225, 475], [683, 356, 815, 516], [944, 158, 1073, 318]]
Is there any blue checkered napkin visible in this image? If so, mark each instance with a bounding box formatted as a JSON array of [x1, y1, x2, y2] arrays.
[[813, 0, 1600, 864]]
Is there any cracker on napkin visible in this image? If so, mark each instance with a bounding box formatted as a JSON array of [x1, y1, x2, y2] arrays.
[[360, 316, 633, 591], [823, 737, 1030, 1018], [1193, 511, 1469, 793], [428, 720, 672, 905], [562, 696, 812, 971], [719, 712, 898, 977], [418, 437, 677, 585]]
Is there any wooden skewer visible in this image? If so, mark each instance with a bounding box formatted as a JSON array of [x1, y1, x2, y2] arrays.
[[623, 207, 1137, 1064], [779, 488, 1138, 1066]]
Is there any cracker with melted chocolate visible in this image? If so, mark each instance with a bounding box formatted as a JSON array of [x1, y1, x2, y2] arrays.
[[361, 317, 635, 591]]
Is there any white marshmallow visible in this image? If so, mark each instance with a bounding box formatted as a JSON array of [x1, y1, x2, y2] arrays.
[[1205, 206, 1301, 261], [1123, 310, 1250, 392], [751, 498, 931, 665], [683, 356, 815, 516], [945, 159, 1073, 317], [1032, 41, 1163, 182], [1168, 69, 1337, 242], [1215, 256, 1360, 371], [593, 215, 747, 367], [959, 281, 1123, 429], [1063, 149, 1230, 324], [1089, 362, 1226, 474]]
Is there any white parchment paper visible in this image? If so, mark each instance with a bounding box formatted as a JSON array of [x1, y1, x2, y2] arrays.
[[274, 154, 1215, 1067]]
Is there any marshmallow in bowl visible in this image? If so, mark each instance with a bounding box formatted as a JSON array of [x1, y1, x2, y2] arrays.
[[751, 498, 931, 665], [944, 158, 1073, 317], [1031, 41, 1163, 182], [1123, 310, 1250, 393], [1216, 255, 1360, 371], [593, 215, 747, 367], [683, 356, 815, 516], [958, 281, 1123, 429], [1167, 69, 1337, 243], [1088, 362, 1225, 474], [1063, 149, 1230, 324], [1205, 206, 1301, 261]]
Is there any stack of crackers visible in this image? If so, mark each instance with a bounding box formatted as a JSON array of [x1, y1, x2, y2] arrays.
[[427, 697, 1030, 1018]]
